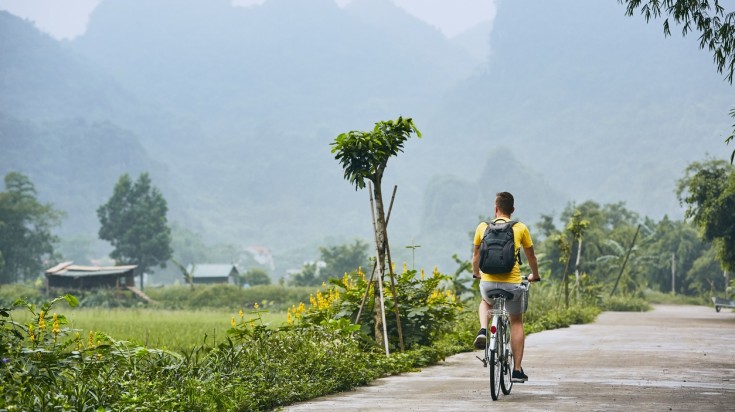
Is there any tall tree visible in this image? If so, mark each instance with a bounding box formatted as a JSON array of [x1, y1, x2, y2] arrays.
[[676, 158, 735, 271], [331, 116, 421, 351], [0, 172, 63, 283], [319, 240, 369, 281], [618, 0, 735, 162], [97, 173, 172, 289]]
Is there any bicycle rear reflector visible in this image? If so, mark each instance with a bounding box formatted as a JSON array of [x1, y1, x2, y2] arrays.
[[490, 325, 497, 335]]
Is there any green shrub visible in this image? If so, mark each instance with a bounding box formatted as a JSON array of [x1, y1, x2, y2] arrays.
[[644, 290, 709, 305], [0, 283, 43, 306], [145, 284, 314, 310], [291, 268, 462, 350], [0, 295, 430, 411], [603, 295, 652, 311]]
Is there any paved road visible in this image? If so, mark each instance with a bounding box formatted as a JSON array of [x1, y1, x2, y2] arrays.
[[280, 305, 735, 411]]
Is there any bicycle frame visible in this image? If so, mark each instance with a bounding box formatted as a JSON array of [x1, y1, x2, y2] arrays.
[[487, 298, 507, 357]]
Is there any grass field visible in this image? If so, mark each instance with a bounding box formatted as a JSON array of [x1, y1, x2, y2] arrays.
[[10, 307, 288, 353]]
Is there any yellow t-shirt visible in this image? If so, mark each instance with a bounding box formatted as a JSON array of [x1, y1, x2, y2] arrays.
[[474, 218, 533, 283]]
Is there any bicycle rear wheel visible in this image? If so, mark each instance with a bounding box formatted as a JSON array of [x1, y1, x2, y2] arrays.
[[500, 321, 514, 395], [489, 324, 502, 401]]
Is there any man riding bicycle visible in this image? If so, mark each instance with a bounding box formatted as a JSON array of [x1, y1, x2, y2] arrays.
[[472, 192, 540, 383]]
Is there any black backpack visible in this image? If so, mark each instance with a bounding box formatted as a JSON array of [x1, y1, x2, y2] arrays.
[[479, 220, 521, 274]]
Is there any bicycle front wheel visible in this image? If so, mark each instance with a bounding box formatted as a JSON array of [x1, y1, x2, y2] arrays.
[[500, 321, 514, 395], [489, 328, 502, 400]]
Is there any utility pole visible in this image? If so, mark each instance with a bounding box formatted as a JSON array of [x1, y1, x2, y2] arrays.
[[726, 270, 730, 300], [405, 240, 421, 270]]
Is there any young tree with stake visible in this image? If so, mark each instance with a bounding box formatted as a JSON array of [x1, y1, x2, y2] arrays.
[[331, 116, 421, 353]]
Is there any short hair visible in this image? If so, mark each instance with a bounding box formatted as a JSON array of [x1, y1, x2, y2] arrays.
[[495, 192, 515, 215]]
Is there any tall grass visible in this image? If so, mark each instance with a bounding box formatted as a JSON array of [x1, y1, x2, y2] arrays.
[[10, 307, 287, 353]]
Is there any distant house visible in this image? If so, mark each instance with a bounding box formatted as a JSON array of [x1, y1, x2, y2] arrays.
[[45, 262, 137, 290], [187, 264, 238, 285]]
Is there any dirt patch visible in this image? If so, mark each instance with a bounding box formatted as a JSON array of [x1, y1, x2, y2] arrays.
[[280, 305, 735, 411]]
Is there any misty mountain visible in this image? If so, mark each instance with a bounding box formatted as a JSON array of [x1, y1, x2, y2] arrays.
[[0, 112, 167, 234], [72, 0, 478, 130], [2, 0, 732, 275], [0, 11, 138, 122], [419, 149, 567, 263], [420, 0, 732, 219]]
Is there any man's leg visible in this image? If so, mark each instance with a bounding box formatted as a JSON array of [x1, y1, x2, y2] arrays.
[[474, 299, 491, 349], [478, 299, 490, 329], [509, 313, 525, 372]]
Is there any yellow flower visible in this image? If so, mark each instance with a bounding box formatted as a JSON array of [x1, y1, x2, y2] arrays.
[[88, 331, 95, 349], [239, 310, 244, 319], [28, 324, 35, 342], [38, 310, 46, 330], [231, 317, 237, 328], [421, 269, 425, 280], [75, 332, 82, 351], [52, 313, 60, 335], [391, 261, 396, 273], [287, 311, 293, 325], [254, 302, 260, 310], [403, 262, 407, 273]]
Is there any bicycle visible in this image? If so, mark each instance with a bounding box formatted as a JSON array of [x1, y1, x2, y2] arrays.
[[476, 276, 533, 401]]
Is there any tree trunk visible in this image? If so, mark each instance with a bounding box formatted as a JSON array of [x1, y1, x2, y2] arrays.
[[371, 180, 389, 353], [574, 237, 582, 301]]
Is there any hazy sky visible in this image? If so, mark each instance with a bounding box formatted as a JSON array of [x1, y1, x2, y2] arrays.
[[0, 0, 496, 40]]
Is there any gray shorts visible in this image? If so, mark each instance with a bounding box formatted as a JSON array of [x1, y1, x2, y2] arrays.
[[480, 282, 528, 315]]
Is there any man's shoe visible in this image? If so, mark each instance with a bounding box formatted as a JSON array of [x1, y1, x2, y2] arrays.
[[473, 329, 487, 349], [512, 368, 528, 383]]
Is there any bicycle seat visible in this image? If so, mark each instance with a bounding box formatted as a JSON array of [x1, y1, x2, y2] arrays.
[[485, 289, 514, 300]]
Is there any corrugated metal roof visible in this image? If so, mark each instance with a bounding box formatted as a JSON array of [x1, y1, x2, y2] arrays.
[[187, 263, 238, 278], [45, 262, 137, 277]]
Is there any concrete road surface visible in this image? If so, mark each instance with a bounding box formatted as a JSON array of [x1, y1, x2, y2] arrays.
[[280, 305, 735, 411]]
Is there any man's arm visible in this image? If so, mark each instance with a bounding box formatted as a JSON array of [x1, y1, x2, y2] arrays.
[[472, 244, 481, 279], [523, 246, 541, 282]]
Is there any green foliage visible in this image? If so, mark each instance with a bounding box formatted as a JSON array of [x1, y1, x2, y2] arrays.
[[0, 172, 63, 284], [644, 289, 709, 305], [241, 268, 271, 286], [0, 293, 457, 411], [97, 173, 173, 284], [676, 158, 735, 271], [289, 240, 370, 287], [291, 267, 461, 350], [535, 200, 721, 298], [602, 295, 652, 312], [331, 117, 421, 190], [319, 239, 370, 280], [145, 284, 313, 311], [289, 261, 321, 287], [521, 277, 602, 334]]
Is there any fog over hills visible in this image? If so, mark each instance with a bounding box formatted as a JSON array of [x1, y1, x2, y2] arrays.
[[1, 0, 732, 274]]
